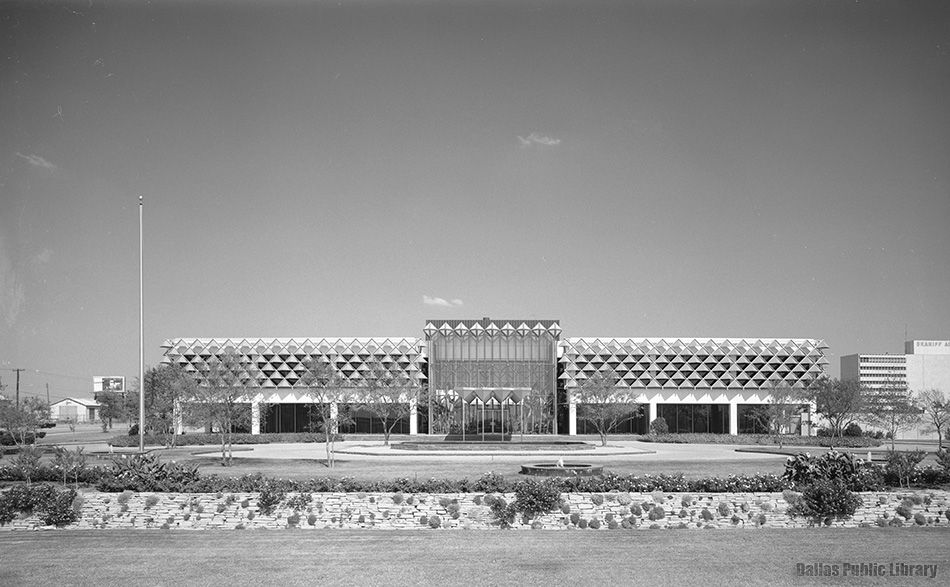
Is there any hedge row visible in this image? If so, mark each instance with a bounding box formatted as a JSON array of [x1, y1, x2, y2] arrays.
[[634, 433, 882, 448], [107, 432, 341, 447]]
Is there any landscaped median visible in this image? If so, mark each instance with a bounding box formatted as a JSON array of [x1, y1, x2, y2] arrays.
[[2, 489, 950, 531]]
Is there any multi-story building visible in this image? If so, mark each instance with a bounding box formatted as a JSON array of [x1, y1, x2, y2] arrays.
[[162, 318, 829, 437], [841, 340, 950, 440]]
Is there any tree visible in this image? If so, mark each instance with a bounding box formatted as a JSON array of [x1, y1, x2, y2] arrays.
[[186, 351, 257, 466], [864, 384, 921, 450], [299, 358, 350, 468], [749, 380, 804, 448], [918, 389, 950, 450], [96, 390, 128, 432], [359, 361, 417, 446], [143, 363, 197, 446], [801, 377, 864, 446], [573, 370, 641, 447], [0, 397, 50, 446]]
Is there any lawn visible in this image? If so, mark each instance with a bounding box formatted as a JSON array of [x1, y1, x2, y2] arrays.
[[171, 453, 788, 481], [1, 529, 947, 586]]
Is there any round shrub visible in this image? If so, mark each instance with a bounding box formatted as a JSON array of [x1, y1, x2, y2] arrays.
[[650, 417, 669, 435], [392, 492, 404, 505], [608, 520, 619, 530], [591, 494, 604, 506], [570, 512, 580, 526], [560, 503, 571, 515], [787, 479, 862, 522], [700, 508, 714, 521], [629, 504, 642, 517], [648, 506, 666, 521], [717, 502, 731, 517], [914, 513, 926, 526], [419, 515, 428, 526], [578, 518, 588, 529], [588, 518, 601, 530], [428, 515, 441, 529]]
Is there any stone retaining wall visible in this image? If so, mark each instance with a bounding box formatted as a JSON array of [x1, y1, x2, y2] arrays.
[[3, 490, 950, 531]]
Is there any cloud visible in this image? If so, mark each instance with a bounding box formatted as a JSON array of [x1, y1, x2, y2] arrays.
[[16, 152, 56, 171], [423, 295, 464, 308], [517, 132, 561, 148]]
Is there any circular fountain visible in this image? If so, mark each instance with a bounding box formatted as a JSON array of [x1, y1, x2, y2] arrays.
[[520, 463, 603, 477]]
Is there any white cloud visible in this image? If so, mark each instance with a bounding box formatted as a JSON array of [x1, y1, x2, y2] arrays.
[[423, 295, 464, 308], [517, 132, 561, 148], [16, 152, 56, 171]]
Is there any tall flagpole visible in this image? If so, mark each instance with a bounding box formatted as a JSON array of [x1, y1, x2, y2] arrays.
[[139, 195, 145, 453]]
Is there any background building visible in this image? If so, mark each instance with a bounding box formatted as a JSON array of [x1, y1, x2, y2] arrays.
[[49, 398, 100, 423], [163, 318, 828, 436], [840, 340, 950, 440]]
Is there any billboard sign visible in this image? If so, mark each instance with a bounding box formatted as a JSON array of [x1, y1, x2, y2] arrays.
[[93, 376, 126, 393]]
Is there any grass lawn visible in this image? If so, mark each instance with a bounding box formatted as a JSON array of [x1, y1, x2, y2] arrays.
[[174, 454, 788, 481], [2, 529, 948, 586]]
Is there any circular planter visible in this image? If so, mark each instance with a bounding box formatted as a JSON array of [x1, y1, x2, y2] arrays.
[[520, 463, 604, 477]]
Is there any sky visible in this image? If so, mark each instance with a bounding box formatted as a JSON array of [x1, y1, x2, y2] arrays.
[[1, 0, 948, 402]]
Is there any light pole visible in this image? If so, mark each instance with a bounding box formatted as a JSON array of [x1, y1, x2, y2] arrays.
[[139, 195, 145, 453]]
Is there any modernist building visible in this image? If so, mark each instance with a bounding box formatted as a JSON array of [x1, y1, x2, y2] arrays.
[[841, 340, 950, 393], [162, 318, 829, 436]]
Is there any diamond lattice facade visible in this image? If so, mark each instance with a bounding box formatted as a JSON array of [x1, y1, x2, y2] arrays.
[[162, 319, 828, 436]]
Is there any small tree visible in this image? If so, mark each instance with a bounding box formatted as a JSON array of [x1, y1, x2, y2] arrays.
[[801, 377, 864, 447], [573, 370, 640, 447], [186, 351, 256, 466], [360, 361, 417, 446], [865, 384, 920, 450], [750, 380, 804, 448], [97, 390, 128, 432], [143, 363, 196, 446], [0, 397, 50, 446], [918, 389, 950, 450], [299, 358, 349, 468]]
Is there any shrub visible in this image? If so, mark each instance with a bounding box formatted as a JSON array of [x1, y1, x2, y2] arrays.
[[936, 449, 950, 475], [717, 502, 731, 517], [700, 508, 714, 521], [783, 451, 883, 491], [0, 484, 80, 527], [560, 503, 570, 515], [577, 518, 588, 529], [649, 417, 669, 435], [144, 495, 159, 509], [914, 513, 927, 526], [843, 423, 863, 437], [648, 506, 666, 521], [307, 513, 317, 526], [392, 492, 404, 504], [109, 432, 343, 448], [884, 450, 927, 488], [286, 513, 300, 527], [591, 493, 604, 506], [787, 479, 862, 522], [588, 518, 601, 529], [895, 505, 913, 520], [629, 504, 642, 516], [286, 493, 312, 512], [257, 481, 286, 515], [97, 454, 202, 493], [570, 512, 580, 526], [428, 515, 442, 529]]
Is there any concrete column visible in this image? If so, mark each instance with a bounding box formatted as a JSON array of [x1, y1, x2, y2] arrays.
[[568, 399, 577, 436], [173, 399, 184, 435], [251, 400, 261, 435], [409, 397, 418, 435], [330, 402, 339, 435], [648, 400, 658, 424], [729, 402, 738, 435]]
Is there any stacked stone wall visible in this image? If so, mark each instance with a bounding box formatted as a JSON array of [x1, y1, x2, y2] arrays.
[[2, 490, 949, 531]]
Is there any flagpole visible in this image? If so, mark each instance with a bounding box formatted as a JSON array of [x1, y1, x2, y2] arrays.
[[139, 195, 145, 453]]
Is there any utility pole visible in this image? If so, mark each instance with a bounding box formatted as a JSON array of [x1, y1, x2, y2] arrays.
[[139, 195, 145, 453], [13, 368, 25, 407], [46, 382, 50, 405]]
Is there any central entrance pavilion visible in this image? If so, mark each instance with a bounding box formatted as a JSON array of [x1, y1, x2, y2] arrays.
[[424, 318, 561, 436]]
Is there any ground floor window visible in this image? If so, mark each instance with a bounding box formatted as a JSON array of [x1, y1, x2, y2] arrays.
[[657, 403, 729, 434], [737, 404, 807, 435], [261, 403, 413, 434], [575, 404, 647, 434]]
